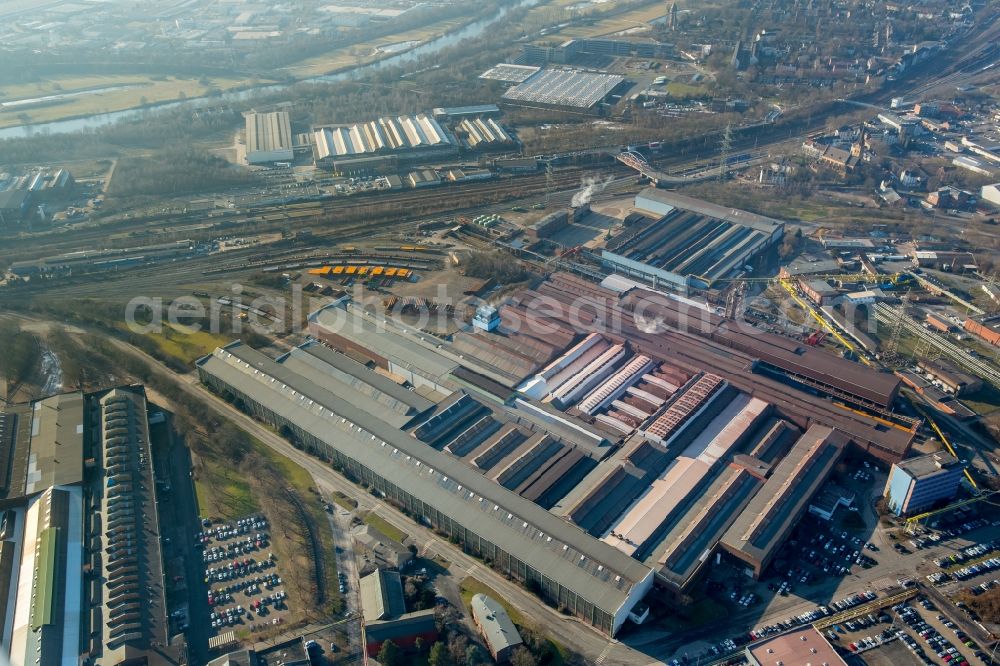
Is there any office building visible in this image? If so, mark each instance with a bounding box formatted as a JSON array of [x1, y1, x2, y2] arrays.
[[884, 452, 964, 516]]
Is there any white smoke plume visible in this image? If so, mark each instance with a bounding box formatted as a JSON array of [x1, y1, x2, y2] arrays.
[[634, 314, 665, 334], [571, 174, 615, 207]]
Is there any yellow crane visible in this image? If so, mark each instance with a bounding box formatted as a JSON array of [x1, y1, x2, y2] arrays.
[[903, 492, 999, 533], [903, 403, 993, 533], [709, 271, 912, 285], [911, 403, 978, 490], [775, 277, 874, 366]]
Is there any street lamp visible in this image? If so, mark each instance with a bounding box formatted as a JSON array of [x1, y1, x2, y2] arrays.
[[988, 638, 1000, 665]]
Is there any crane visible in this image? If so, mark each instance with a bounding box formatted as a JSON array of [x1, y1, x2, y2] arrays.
[[708, 271, 913, 286]]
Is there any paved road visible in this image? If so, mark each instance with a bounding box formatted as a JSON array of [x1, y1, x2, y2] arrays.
[[69, 329, 1000, 665], [155, 413, 211, 664], [94, 335, 652, 665], [319, 501, 362, 658]]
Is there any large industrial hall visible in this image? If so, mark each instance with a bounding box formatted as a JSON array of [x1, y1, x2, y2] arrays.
[[196, 264, 917, 634]]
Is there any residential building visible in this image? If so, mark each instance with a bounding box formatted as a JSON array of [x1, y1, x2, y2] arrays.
[[899, 170, 921, 187]]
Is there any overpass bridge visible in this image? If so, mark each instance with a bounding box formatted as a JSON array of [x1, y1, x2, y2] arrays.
[[614, 150, 768, 186]]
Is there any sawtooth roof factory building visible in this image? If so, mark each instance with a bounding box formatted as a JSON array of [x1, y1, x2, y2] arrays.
[[196, 261, 914, 624], [313, 113, 457, 170], [0, 387, 174, 666], [197, 338, 653, 636], [501, 68, 627, 113], [603, 189, 785, 294]]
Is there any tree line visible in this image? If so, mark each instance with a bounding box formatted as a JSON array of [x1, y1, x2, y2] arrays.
[[0, 320, 40, 394], [107, 148, 259, 199]]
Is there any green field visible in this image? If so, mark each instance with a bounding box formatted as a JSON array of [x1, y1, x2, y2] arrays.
[[144, 324, 230, 365], [284, 16, 470, 78], [332, 490, 358, 511], [549, 1, 666, 39], [0, 74, 265, 129], [194, 456, 259, 521], [361, 511, 408, 543], [194, 429, 342, 615], [666, 80, 708, 97]]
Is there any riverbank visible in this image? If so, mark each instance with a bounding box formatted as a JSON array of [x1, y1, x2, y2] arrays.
[[0, 2, 513, 133], [0, 74, 266, 130]]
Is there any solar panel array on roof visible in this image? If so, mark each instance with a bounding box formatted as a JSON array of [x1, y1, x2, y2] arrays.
[[479, 63, 541, 83], [502, 69, 625, 109]]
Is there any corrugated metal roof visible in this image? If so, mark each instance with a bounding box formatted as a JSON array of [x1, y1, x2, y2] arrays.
[[359, 569, 406, 622], [720, 425, 847, 568], [246, 112, 292, 154], [311, 305, 458, 380], [26, 392, 84, 493], [197, 345, 653, 615]]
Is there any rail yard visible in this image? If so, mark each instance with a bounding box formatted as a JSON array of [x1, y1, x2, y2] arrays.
[[4, 1, 1000, 666]]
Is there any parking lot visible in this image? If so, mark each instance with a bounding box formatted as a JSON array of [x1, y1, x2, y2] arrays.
[[198, 514, 294, 636], [890, 596, 990, 665]]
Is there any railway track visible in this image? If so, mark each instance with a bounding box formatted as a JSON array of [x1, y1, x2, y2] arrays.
[[1, 165, 631, 263], [5, 9, 997, 270], [872, 302, 1000, 387]]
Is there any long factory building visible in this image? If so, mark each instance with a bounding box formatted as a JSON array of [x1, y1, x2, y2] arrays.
[[313, 113, 458, 170], [197, 339, 653, 636], [245, 111, 293, 165], [603, 189, 785, 294], [0, 388, 173, 666], [501, 68, 627, 112], [196, 264, 913, 618]]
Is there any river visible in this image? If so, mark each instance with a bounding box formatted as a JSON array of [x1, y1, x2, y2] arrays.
[[0, 0, 540, 140]]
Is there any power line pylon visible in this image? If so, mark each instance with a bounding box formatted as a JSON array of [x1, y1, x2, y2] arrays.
[[881, 290, 910, 365], [725, 281, 747, 320], [718, 123, 733, 181], [545, 162, 554, 207]]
